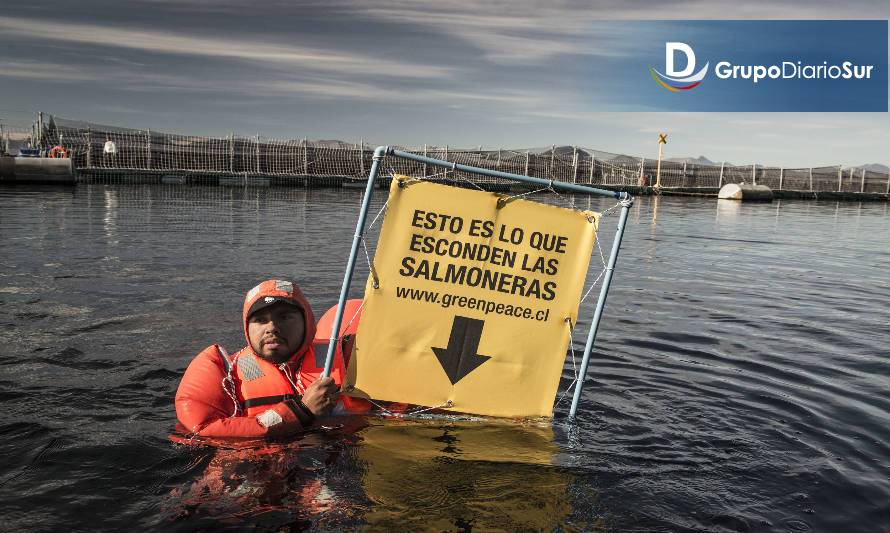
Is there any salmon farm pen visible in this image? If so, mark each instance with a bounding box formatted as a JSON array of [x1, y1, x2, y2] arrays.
[[5, 114, 887, 200]]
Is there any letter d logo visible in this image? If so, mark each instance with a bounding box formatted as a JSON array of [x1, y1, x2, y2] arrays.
[[666, 42, 695, 77], [650, 42, 709, 92]]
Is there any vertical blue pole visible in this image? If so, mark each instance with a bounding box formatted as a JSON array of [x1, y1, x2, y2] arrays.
[[322, 146, 388, 377], [568, 195, 633, 419]]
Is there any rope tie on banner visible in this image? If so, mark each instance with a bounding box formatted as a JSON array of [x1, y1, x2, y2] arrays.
[[497, 183, 551, 207], [600, 200, 623, 217], [363, 398, 453, 417], [554, 317, 580, 408], [565, 317, 578, 377], [398, 168, 469, 188], [397, 177, 424, 188], [360, 197, 389, 289], [406, 400, 453, 416], [361, 241, 380, 289], [550, 183, 577, 209], [578, 199, 620, 304], [341, 299, 365, 333], [580, 268, 607, 304], [416, 169, 450, 182], [496, 177, 577, 209], [386, 165, 399, 181], [453, 172, 486, 191], [541, 161, 578, 209], [365, 397, 396, 416]]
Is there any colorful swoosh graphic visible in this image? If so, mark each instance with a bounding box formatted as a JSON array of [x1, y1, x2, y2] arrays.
[[649, 67, 703, 92]]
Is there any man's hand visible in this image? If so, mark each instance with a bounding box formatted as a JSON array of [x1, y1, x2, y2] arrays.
[[300, 376, 340, 417]]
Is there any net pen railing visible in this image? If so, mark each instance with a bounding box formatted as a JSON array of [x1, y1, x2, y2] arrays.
[[27, 116, 890, 194]]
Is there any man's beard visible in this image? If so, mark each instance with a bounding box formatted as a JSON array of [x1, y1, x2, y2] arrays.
[[257, 350, 293, 364]]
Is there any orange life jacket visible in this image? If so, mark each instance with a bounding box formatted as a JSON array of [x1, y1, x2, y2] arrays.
[[174, 287, 371, 440], [225, 338, 364, 416]]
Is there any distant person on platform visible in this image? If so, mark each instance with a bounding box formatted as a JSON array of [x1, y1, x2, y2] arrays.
[[175, 279, 344, 438], [103, 138, 117, 165]]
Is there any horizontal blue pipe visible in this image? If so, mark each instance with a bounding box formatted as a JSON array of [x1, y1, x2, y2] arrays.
[[390, 148, 623, 200]]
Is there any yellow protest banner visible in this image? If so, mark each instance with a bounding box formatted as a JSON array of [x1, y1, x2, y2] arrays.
[[346, 176, 599, 417]]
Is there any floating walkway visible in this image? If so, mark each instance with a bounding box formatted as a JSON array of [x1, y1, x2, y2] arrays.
[[0, 156, 74, 184]]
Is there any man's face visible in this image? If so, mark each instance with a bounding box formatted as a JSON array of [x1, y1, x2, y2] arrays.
[[247, 302, 306, 363]]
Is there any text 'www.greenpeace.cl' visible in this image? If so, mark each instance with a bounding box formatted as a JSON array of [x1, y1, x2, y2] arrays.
[[395, 286, 551, 322]]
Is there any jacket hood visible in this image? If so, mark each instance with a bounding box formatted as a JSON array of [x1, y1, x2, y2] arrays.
[[242, 279, 316, 363]]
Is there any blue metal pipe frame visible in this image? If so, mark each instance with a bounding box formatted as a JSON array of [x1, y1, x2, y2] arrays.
[[567, 198, 631, 419], [322, 146, 633, 421]]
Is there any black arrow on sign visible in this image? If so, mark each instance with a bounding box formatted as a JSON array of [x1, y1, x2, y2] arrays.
[[432, 315, 491, 385]]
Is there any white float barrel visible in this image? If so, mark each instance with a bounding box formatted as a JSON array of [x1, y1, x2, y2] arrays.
[[717, 183, 773, 201]]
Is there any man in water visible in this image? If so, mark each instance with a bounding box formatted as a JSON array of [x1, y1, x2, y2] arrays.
[[175, 279, 342, 438]]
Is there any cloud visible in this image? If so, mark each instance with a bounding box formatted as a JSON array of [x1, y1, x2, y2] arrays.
[[246, 76, 550, 109], [0, 55, 550, 111], [727, 118, 775, 127], [0, 15, 452, 79], [347, 0, 890, 64], [350, 1, 630, 63], [0, 59, 233, 93], [0, 60, 97, 82]]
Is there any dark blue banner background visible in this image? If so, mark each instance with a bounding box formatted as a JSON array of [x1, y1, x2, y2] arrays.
[[588, 20, 888, 111]]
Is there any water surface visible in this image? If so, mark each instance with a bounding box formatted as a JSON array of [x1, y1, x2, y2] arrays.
[[1, 185, 888, 531]]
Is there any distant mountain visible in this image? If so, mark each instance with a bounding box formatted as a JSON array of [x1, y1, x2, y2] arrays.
[[313, 139, 357, 149], [536, 145, 582, 156], [854, 163, 889, 173], [610, 154, 643, 164], [666, 155, 718, 166], [532, 145, 598, 161]]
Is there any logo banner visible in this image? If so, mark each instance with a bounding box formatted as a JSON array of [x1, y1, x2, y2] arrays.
[[590, 20, 887, 111], [346, 177, 599, 417]]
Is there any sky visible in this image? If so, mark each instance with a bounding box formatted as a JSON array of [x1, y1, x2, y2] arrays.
[[1, 0, 888, 168]]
